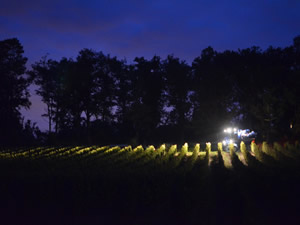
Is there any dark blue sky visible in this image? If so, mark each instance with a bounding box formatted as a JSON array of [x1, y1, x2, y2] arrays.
[[1, 0, 300, 130]]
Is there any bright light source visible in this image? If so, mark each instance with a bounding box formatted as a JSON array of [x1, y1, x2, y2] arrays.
[[229, 139, 233, 144], [224, 129, 227, 133], [233, 128, 237, 132], [227, 128, 232, 133], [222, 140, 226, 145], [290, 123, 293, 129]]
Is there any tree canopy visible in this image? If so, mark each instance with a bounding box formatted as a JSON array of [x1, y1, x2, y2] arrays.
[[1, 36, 300, 146], [0, 38, 35, 145]]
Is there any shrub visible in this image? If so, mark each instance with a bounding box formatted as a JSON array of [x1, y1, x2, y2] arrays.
[[167, 144, 177, 157], [229, 143, 235, 157], [192, 143, 200, 161], [240, 141, 249, 164], [261, 142, 279, 160], [217, 142, 224, 166], [205, 142, 211, 165], [251, 142, 263, 162], [156, 144, 166, 156], [179, 143, 188, 158], [217, 142, 223, 154]]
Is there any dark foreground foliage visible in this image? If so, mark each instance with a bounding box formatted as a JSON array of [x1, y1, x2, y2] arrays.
[[0, 143, 300, 225]]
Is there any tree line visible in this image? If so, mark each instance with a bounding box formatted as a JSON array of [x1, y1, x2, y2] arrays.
[[1, 36, 300, 146]]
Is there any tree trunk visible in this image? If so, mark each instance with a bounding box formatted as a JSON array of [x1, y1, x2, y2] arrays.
[[47, 104, 52, 133], [86, 110, 91, 144]]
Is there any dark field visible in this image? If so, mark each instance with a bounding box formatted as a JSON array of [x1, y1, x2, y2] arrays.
[[1, 143, 300, 225]]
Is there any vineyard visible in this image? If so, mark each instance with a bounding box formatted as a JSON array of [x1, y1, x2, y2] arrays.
[[1, 142, 300, 225]]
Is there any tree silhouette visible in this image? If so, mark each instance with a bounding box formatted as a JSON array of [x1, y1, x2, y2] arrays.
[[29, 56, 59, 133], [127, 56, 165, 143], [163, 55, 191, 142], [3, 35, 299, 146], [191, 47, 234, 140], [0, 38, 30, 145]]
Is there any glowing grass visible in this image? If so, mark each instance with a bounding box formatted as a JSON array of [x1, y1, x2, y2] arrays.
[[240, 141, 249, 165], [1, 141, 299, 171], [221, 152, 233, 169]]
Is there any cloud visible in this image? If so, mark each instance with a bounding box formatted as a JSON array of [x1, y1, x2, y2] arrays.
[[2, 1, 299, 55], [1, 0, 299, 65]]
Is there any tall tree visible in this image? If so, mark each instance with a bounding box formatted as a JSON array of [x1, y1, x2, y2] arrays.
[[288, 36, 300, 137], [30, 56, 59, 133], [114, 59, 131, 124], [71, 49, 116, 142], [74, 49, 98, 133], [48, 57, 76, 135], [127, 56, 165, 143], [93, 53, 116, 123], [0, 38, 30, 145], [191, 47, 235, 140], [163, 55, 191, 142], [231, 46, 266, 130]]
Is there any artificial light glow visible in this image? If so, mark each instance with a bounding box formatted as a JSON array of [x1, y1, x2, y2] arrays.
[[233, 128, 237, 132], [229, 139, 233, 144], [224, 129, 227, 133], [227, 128, 232, 133], [290, 123, 293, 129], [222, 140, 226, 145]]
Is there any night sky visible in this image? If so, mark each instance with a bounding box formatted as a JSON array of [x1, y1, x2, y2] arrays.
[[1, 0, 300, 131]]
